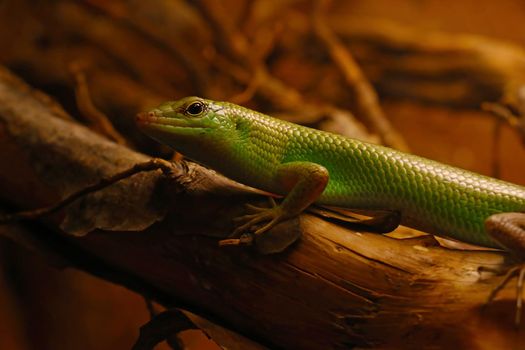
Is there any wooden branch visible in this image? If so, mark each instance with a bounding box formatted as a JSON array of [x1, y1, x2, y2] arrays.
[[1, 62, 524, 349], [312, 0, 409, 152], [332, 18, 525, 109]]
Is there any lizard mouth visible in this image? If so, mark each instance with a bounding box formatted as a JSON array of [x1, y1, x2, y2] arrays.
[[136, 112, 205, 133], [137, 112, 191, 128]]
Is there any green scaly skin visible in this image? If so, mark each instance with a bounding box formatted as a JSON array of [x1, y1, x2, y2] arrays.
[[137, 96, 525, 249]]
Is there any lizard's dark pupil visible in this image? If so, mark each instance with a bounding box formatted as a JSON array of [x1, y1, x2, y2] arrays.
[[186, 102, 203, 115]]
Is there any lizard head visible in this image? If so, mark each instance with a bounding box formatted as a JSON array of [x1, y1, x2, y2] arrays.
[[136, 96, 238, 161]]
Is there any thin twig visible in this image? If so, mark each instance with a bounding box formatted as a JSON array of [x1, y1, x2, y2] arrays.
[[188, 0, 248, 61], [229, 21, 283, 104], [70, 61, 130, 146], [0, 158, 178, 224], [229, 65, 264, 104], [312, 0, 409, 151], [482, 101, 525, 176]]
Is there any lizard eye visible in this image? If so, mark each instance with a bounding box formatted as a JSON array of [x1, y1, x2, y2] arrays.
[[185, 101, 205, 116]]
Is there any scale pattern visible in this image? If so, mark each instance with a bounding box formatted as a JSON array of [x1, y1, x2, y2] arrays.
[[215, 101, 525, 248]]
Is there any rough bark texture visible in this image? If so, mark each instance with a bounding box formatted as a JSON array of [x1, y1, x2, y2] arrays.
[[0, 60, 524, 349]]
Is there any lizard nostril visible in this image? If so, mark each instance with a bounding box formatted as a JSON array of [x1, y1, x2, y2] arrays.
[[136, 111, 155, 125]]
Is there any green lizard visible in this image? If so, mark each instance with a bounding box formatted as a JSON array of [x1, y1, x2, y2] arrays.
[[137, 96, 525, 318], [136, 96, 525, 255]]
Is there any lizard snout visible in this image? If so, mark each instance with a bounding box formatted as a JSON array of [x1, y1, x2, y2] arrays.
[[136, 111, 157, 126]]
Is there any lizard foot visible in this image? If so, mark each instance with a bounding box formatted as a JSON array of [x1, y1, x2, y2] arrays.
[[486, 263, 525, 326], [218, 197, 287, 246], [233, 197, 286, 236]]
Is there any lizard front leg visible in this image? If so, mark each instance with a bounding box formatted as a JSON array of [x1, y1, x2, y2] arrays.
[[231, 161, 329, 237]]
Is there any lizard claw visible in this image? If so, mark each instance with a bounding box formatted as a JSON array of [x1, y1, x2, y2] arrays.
[[486, 263, 525, 326], [218, 234, 254, 247]]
